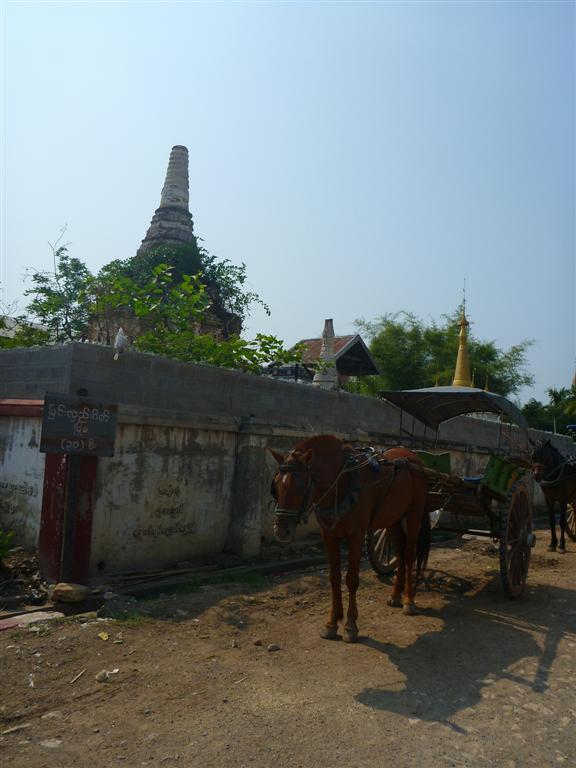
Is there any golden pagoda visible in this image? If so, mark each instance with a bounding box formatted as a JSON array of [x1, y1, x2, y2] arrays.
[[452, 302, 473, 387]]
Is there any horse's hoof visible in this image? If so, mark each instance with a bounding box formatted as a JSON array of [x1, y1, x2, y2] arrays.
[[547, 544, 557, 552], [558, 545, 566, 554], [387, 596, 403, 608], [343, 628, 359, 644], [320, 626, 338, 640], [402, 602, 417, 616]]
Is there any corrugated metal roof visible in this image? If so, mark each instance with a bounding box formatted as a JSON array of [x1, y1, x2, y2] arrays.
[[378, 386, 529, 431]]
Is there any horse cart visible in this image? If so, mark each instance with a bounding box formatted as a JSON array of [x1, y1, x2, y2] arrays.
[[366, 387, 536, 599]]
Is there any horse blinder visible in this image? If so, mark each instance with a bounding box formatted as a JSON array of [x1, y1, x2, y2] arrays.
[[272, 462, 314, 526], [531, 440, 565, 484]]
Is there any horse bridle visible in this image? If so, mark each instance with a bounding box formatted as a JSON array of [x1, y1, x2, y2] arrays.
[[272, 462, 317, 525], [532, 444, 570, 485]]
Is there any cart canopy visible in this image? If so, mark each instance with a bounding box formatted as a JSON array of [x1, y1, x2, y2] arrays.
[[378, 386, 529, 432]]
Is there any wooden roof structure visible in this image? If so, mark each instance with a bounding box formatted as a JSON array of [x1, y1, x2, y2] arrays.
[[299, 334, 380, 376], [267, 334, 379, 382]]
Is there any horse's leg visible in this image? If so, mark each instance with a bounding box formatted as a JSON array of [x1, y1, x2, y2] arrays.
[[547, 498, 558, 552], [558, 501, 567, 553], [343, 531, 364, 643], [320, 531, 343, 640], [401, 513, 421, 616], [387, 522, 406, 608]]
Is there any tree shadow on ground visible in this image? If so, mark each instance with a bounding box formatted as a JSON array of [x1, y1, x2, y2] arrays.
[[356, 574, 576, 732]]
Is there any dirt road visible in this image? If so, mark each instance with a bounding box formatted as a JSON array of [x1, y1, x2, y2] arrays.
[[1, 536, 575, 768]]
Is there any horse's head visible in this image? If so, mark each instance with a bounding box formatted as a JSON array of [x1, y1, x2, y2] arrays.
[[269, 447, 315, 543], [531, 439, 561, 482]]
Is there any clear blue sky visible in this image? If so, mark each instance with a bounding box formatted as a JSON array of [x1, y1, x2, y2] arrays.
[[1, 1, 574, 404]]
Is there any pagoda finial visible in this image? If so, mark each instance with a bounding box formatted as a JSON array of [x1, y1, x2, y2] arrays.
[[452, 284, 473, 387]]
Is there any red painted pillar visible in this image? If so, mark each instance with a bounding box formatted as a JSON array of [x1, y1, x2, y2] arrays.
[[38, 453, 68, 583], [62, 455, 98, 584], [38, 453, 98, 584]]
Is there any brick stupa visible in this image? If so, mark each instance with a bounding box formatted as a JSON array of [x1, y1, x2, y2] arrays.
[[137, 145, 196, 256]]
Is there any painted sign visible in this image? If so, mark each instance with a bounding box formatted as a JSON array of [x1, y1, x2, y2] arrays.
[[40, 392, 118, 456]]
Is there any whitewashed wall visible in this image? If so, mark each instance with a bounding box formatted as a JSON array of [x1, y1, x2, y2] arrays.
[[0, 415, 45, 548], [0, 387, 570, 581], [89, 423, 237, 576]]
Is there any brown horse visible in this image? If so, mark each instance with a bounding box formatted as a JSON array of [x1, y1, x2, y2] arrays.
[[269, 435, 431, 643], [531, 439, 576, 552]]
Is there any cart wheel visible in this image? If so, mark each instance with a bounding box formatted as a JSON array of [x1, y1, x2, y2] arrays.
[[499, 481, 533, 599], [567, 499, 576, 542], [366, 528, 398, 575]]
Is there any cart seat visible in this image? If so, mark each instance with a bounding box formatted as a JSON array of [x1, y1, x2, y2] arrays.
[[414, 451, 452, 475], [480, 454, 524, 495]]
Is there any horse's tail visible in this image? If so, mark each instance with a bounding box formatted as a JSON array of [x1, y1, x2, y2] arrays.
[[416, 509, 431, 583]]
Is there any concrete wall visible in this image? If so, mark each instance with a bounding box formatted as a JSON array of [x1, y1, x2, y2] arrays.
[[1, 344, 573, 581], [0, 343, 410, 436], [90, 421, 237, 575], [0, 413, 45, 548], [0, 346, 73, 399]]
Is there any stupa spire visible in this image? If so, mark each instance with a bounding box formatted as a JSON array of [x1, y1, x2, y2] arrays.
[[312, 319, 339, 390], [452, 288, 473, 388], [159, 145, 189, 209], [137, 145, 195, 256]]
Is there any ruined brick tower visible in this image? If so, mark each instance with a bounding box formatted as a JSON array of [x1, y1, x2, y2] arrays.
[[137, 145, 196, 256], [133, 145, 241, 340], [91, 145, 241, 344]]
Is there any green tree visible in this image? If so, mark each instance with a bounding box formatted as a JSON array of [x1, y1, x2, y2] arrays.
[[348, 310, 534, 398], [198, 244, 270, 325], [522, 386, 576, 434], [119, 242, 203, 285], [9, 238, 298, 373], [1, 233, 92, 348], [100, 263, 294, 373], [24, 243, 93, 342], [100, 242, 269, 338], [0, 314, 51, 348]]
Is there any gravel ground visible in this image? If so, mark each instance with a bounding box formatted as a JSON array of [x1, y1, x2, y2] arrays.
[[1, 535, 575, 768]]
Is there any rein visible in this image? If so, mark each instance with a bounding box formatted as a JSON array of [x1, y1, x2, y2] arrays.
[[536, 456, 576, 487]]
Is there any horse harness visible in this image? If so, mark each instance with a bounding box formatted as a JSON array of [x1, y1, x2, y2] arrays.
[[273, 449, 413, 531], [536, 456, 576, 487], [532, 444, 576, 487]]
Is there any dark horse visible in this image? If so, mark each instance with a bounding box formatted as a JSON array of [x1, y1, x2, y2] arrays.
[[531, 439, 576, 552], [269, 435, 431, 643]]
